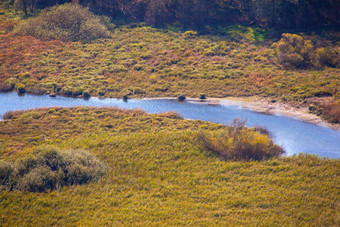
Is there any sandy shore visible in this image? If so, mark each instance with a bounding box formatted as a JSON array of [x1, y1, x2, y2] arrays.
[[146, 96, 340, 131]]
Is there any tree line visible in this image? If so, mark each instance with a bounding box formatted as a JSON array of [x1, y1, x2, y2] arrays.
[[10, 0, 340, 30]]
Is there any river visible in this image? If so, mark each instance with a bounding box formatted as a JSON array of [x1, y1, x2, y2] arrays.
[[0, 92, 339, 158]]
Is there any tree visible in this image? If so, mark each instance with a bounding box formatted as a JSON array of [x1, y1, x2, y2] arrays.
[[14, 0, 37, 15], [13, 0, 340, 29], [145, 0, 168, 27]]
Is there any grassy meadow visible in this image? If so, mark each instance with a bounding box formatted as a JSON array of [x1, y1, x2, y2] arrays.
[[0, 3, 339, 123], [0, 107, 339, 225], [1, 21, 339, 101], [0, 3, 339, 225]]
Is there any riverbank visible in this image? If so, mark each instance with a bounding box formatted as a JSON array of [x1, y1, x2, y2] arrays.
[[220, 96, 340, 132], [1, 90, 339, 131], [2, 91, 340, 157], [144, 95, 340, 132], [1, 15, 339, 127]]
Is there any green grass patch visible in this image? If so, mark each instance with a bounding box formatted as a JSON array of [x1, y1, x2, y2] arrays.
[[0, 107, 339, 225]]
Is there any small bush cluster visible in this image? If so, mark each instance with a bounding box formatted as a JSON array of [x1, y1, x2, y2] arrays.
[[183, 31, 197, 39], [197, 119, 285, 161], [318, 102, 340, 123], [314, 47, 338, 68], [15, 3, 110, 42], [3, 110, 25, 120], [0, 146, 107, 192], [178, 94, 186, 101], [224, 25, 255, 41], [272, 33, 314, 68], [272, 33, 339, 68], [0, 82, 14, 92]]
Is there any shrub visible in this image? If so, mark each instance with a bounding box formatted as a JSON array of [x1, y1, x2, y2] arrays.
[[0, 160, 15, 190], [25, 86, 46, 95], [83, 90, 91, 99], [3, 110, 25, 120], [133, 88, 145, 95], [15, 3, 110, 42], [224, 25, 256, 42], [313, 90, 332, 97], [0, 82, 14, 92], [72, 87, 83, 97], [60, 86, 72, 96], [254, 126, 271, 137], [98, 90, 105, 96], [314, 47, 338, 68], [272, 33, 314, 68], [199, 94, 206, 99], [0, 146, 108, 192], [183, 30, 197, 39], [318, 102, 340, 123], [178, 94, 186, 101], [123, 94, 129, 101], [158, 111, 183, 119], [17, 83, 26, 94], [197, 119, 285, 161]]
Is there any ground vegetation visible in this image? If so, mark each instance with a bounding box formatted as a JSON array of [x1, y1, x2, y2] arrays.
[[0, 107, 338, 225]]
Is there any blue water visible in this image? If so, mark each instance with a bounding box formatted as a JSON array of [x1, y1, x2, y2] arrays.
[[1, 92, 339, 158]]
